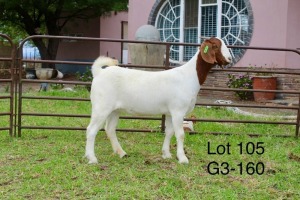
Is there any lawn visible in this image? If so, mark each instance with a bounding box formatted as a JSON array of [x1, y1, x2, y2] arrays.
[[0, 88, 299, 199]]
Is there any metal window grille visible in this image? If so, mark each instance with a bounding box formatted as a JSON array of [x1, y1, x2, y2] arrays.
[[156, 0, 181, 61], [184, 0, 199, 61], [221, 0, 249, 58], [155, 0, 250, 63], [200, 5, 218, 40]]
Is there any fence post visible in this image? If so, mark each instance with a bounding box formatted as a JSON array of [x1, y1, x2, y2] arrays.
[[296, 94, 300, 138], [160, 43, 171, 133], [11, 44, 17, 137], [0, 34, 15, 137], [16, 46, 23, 137]]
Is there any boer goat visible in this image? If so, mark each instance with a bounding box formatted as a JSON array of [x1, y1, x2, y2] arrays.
[[85, 37, 232, 164]]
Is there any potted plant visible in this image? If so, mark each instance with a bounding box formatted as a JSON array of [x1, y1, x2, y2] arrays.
[[252, 74, 277, 102], [227, 73, 253, 100]]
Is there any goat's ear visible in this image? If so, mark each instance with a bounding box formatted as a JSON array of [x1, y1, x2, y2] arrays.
[[200, 40, 217, 64]]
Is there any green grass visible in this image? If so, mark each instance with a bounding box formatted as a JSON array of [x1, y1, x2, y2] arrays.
[[0, 89, 299, 199]]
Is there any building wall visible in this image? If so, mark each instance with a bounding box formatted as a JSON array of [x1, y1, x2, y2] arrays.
[[99, 11, 128, 60], [56, 0, 299, 72], [236, 0, 288, 68], [286, 0, 300, 68], [57, 12, 128, 62], [128, 0, 155, 41], [237, 0, 300, 69], [56, 17, 100, 74], [57, 17, 100, 61], [127, 0, 300, 69], [56, 12, 128, 73]]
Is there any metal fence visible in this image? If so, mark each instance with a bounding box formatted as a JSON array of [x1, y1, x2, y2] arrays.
[[0, 34, 15, 136], [0, 34, 300, 137]]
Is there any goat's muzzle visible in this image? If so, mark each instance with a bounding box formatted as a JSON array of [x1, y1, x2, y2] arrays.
[[217, 56, 232, 69]]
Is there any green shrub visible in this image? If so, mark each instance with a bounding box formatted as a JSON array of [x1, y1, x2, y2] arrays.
[[227, 73, 253, 100]]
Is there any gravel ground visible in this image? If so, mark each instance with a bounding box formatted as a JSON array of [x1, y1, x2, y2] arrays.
[[197, 96, 298, 117]]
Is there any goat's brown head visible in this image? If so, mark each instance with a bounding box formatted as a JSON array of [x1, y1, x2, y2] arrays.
[[196, 37, 232, 85], [200, 37, 232, 68]]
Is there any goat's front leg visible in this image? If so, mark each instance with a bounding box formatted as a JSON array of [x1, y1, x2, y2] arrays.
[[172, 115, 189, 164], [162, 116, 174, 159]]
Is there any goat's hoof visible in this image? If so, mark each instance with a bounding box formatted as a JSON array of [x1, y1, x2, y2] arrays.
[[162, 153, 172, 159], [85, 155, 98, 164], [119, 152, 127, 158], [121, 154, 129, 158], [88, 160, 98, 164], [115, 148, 127, 158], [178, 156, 189, 164]]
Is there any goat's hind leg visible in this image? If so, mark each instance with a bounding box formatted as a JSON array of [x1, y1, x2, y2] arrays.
[[85, 111, 109, 164], [105, 111, 127, 158], [162, 116, 174, 159]]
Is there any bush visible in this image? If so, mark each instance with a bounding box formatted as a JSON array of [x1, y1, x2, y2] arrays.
[[227, 73, 253, 100], [75, 68, 92, 91], [75, 67, 92, 82]]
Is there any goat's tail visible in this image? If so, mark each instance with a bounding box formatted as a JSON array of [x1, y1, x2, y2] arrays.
[[91, 56, 119, 77]]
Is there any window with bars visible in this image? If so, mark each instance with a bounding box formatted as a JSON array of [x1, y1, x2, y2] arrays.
[[154, 0, 252, 64], [156, 0, 181, 61], [184, 0, 199, 61]]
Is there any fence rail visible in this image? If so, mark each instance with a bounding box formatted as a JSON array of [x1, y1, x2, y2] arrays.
[[0, 34, 15, 136], [0, 34, 299, 137]]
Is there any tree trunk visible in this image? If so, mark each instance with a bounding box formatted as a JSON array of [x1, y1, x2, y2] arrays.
[[14, 5, 60, 69], [33, 37, 59, 69], [31, 13, 61, 69]]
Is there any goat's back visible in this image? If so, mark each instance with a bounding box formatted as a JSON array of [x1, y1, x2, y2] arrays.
[[90, 66, 198, 115]]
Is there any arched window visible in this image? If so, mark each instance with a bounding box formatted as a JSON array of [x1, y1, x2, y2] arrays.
[[151, 0, 253, 64]]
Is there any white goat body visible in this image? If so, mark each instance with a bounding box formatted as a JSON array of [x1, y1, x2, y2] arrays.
[[85, 37, 232, 164], [91, 55, 200, 116]]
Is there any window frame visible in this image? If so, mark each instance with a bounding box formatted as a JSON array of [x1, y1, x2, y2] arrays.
[[153, 0, 253, 64]]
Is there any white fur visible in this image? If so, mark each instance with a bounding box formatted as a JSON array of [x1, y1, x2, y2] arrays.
[[92, 56, 118, 77], [57, 70, 64, 79], [85, 38, 232, 164], [217, 37, 232, 64]]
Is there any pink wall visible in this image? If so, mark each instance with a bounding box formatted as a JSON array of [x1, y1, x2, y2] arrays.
[[128, 0, 155, 40], [127, 0, 300, 69], [57, 17, 100, 60], [236, 0, 289, 68], [286, 0, 300, 68], [57, 0, 300, 69], [236, 0, 300, 69], [57, 12, 128, 62], [99, 11, 128, 60]]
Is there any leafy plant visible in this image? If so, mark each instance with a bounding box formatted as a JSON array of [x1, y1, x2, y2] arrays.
[[76, 68, 93, 82], [50, 83, 64, 90], [227, 73, 253, 100], [76, 68, 92, 91]]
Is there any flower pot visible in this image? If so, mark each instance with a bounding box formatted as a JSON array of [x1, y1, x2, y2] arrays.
[[252, 76, 277, 102]]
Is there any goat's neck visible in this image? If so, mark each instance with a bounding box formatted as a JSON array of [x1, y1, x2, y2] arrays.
[[196, 51, 215, 85], [178, 50, 214, 86]]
